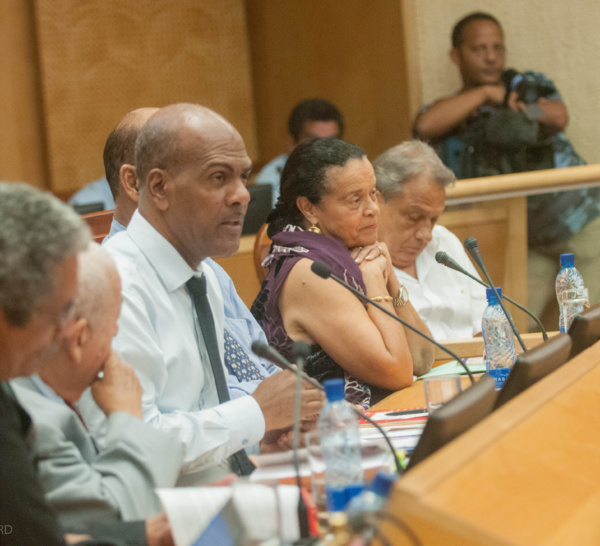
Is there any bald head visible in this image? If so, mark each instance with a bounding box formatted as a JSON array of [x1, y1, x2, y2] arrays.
[[104, 107, 159, 199], [133, 103, 252, 268], [135, 103, 240, 189], [38, 242, 122, 403], [75, 242, 120, 330]]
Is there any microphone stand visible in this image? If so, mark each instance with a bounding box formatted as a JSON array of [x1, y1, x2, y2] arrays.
[[291, 342, 311, 540], [251, 341, 404, 475], [464, 238, 528, 353], [435, 251, 548, 340]]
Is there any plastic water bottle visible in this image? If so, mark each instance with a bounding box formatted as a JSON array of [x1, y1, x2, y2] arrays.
[[318, 378, 364, 512], [555, 253, 585, 333], [346, 473, 397, 540], [482, 287, 515, 389]]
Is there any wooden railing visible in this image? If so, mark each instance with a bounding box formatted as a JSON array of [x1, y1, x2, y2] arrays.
[[446, 164, 600, 205]]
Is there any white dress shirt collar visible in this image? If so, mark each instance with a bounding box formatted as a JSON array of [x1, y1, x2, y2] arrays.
[[128, 210, 205, 293]]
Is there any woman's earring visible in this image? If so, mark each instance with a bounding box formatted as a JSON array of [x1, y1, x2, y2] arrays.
[[308, 224, 322, 234]]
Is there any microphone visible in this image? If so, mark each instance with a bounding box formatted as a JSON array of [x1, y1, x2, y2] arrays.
[[464, 237, 528, 352], [291, 342, 311, 540], [251, 340, 404, 475], [251, 340, 323, 390], [310, 261, 475, 385], [435, 251, 548, 340]]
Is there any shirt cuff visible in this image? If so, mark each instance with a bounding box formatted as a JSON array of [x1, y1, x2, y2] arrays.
[[213, 395, 265, 450]]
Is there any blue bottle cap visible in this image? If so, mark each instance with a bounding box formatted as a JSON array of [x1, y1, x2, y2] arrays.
[[323, 378, 345, 402], [371, 472, 397, 498], [560, 253, 575, 267], [485, 287, 502, 302]]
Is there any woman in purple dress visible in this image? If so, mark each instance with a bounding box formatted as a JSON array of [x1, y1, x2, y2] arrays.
[[251, 138, 433, 407]]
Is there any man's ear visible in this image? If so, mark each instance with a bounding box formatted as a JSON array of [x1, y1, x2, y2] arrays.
[[119, 164, 140, 204], [296, 196, 318, 226], [66, 318, 87, 365], [145, 168, 170, 211], [450, 47, 460, 66], [287, 134, 298, 153]]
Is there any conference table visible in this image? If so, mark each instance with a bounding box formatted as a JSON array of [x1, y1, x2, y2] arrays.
[[373, 338, 600, 545], [371, 332, 552, 411]]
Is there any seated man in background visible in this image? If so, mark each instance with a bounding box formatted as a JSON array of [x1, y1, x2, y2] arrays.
[[102, 107, 159, 238], [68, 107, 158, 215], [68, 176, 115, 213], [0, 183, 170, 545], [12, 242, 185, 529], [101, 107, 279, 400], [373, 140, 487, 340], [80, 103, 324, 486], [413, 11, 600, 329], [255, 98, 344, 206]]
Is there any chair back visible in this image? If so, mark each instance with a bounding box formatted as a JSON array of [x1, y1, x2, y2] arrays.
[[406, 375, 497, 471], [253, 223, 272, 282], [494, 333, 572, 410], [568, 303, 600, 358], [81, 209, 114, 243], [242, 184, 272, 235]]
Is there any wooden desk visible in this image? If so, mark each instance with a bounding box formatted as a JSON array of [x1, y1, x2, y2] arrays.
[[378, 340, 600, 545], [369, 332, 552, 411], [432, 331, 555, 363]]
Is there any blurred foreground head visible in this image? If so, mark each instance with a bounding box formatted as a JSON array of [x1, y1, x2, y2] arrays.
[[0, 183, 90, 380]]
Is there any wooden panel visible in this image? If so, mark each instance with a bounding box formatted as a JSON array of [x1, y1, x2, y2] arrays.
[[34, 0, 257, 195], [82, 209, 114, 244], [246, 0, 411, 164], [380, 341, 600, 545], [439, 198, 529, 332], [0, 0, 47, 188]]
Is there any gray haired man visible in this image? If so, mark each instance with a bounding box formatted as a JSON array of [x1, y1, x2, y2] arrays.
[[0, 183, 172, 545]]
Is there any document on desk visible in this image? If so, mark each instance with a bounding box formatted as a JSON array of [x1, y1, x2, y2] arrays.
[[157, 484, 300, 546], [418, 357, 486, 379]]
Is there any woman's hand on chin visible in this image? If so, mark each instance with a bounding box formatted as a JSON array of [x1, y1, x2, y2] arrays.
[[351, 242, 388, 264], [352, 242, 395, 283]]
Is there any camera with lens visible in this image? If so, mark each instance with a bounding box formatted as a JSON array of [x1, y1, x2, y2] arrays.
[[503, 70, 556, 104], [514, 73, 555, 103]]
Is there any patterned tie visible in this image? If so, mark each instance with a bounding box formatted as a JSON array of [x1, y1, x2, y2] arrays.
[[224, 330, 264, 382], [186, 275, 255, 476]]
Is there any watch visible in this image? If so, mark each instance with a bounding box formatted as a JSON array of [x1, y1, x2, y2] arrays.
[[392, 285, 409, 307]]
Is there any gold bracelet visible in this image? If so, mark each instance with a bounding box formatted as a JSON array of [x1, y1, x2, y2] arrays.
[[371, 296, 394, 303]]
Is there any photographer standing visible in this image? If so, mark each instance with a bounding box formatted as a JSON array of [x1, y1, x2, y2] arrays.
[[414, 11, 600, 329]]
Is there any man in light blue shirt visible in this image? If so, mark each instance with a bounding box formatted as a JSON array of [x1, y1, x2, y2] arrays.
[[255, 98, 344, 206], [82, 104, 323, 485], [101, 108, 278, 397]]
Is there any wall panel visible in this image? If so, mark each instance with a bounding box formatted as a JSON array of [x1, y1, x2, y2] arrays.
[[246, 0, 411, 164], [34, 0, 257, 196], [0, 0, 47, 187]]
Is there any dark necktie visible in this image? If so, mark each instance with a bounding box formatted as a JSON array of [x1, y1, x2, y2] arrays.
[[186, 275, 255, 476]]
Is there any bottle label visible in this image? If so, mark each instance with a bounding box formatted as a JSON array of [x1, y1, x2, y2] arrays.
[[487, 367, 511, 389]]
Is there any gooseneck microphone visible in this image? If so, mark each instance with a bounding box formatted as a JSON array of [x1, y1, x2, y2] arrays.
[[251, 340, 403, 475], [252, 341, 323, 390], [310, 261, 475, 385], [291, 341, 311, 540], [463, 238, 528, 353], [435, 251, 548, 341]]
